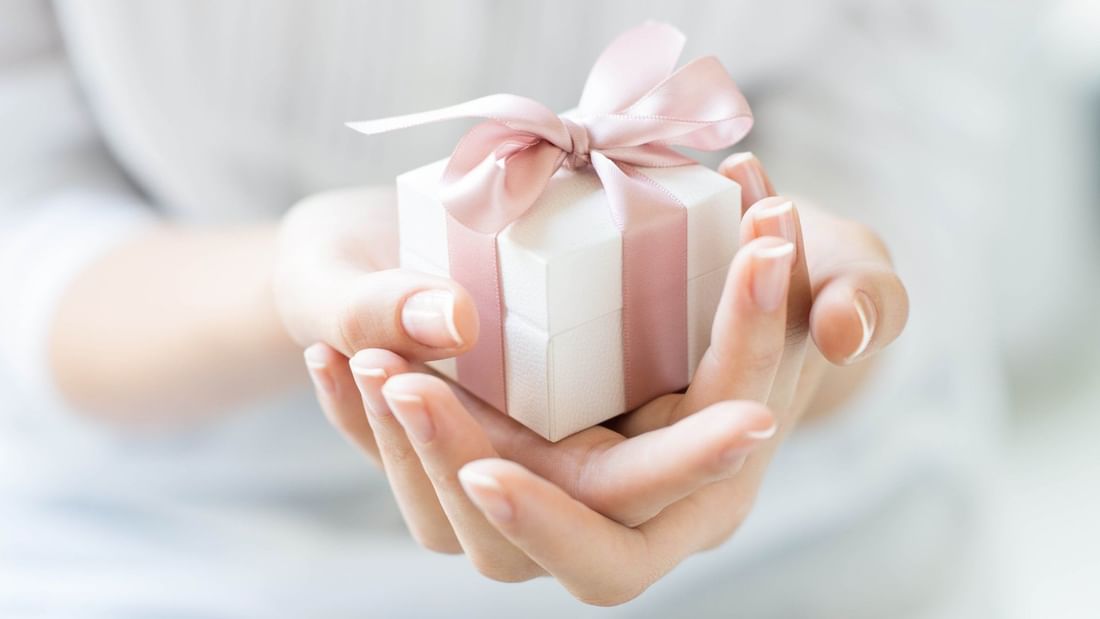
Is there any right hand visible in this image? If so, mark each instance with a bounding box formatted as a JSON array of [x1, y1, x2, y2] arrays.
[[274, 186, 482, 362], [274, 186, 487, 455]]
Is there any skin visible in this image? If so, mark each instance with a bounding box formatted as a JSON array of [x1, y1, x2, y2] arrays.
[[49, 153, 908, 604], [301, 155, 909, 605]]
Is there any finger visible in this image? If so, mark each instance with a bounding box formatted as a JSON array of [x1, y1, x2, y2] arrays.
[[741, 198, 814, 415], [796, 210, 909, 365], [576, 401, 776, 526], [639, 400, 795, 565], [349, 349, 460, 554], [718, 151, 775, 212], [381, 373, 543, 581], [720, 154, 815, 356], [675, 234, 795, 418], [304, 343, 379, 463], [639, 458, 765, 566], [810, 263, 909, 364], [289, 267, 480, 361], [450, 393, 764, 528], [719, 155, 907, 364], [458, 459, 660, 606]]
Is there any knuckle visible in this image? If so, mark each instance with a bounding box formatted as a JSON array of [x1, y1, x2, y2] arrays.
[[335, 275, 406, 354], [335, 292, 370, 354], [743, 345, 784, 376], [380, 440, 421, 469]]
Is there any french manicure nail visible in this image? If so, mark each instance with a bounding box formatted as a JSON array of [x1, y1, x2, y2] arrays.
[[349, 355, 391, 418], [383, 391, 435, 443], [846, 290, 878, 364], [304, 345, 336, 396], [751, 242, 795, 312], [744, 423, 779, 441], [459, 469, 514, 523], [752, 200, 797, 244], [401, 290, 464, 349], [723, 152, 775, 206], [349, 353, 389, 380], [719, 422, 779, 470]]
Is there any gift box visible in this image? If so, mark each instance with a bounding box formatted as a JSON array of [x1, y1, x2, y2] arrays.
[[350, 21, 753, 440], [398, 159, 740, 440]]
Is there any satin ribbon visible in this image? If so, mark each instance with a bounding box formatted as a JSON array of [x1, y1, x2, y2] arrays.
[[349, 21, 752, 414]]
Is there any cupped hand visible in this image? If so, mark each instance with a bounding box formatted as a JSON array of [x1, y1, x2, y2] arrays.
[[301, 155, 909, 605]]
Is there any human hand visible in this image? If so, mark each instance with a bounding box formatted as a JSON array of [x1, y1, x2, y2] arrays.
[[274, 186, 481, 387], [302, 157, 908, 604]]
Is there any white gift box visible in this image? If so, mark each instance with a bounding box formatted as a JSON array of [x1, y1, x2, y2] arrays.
[[397, 158, 741, 441]]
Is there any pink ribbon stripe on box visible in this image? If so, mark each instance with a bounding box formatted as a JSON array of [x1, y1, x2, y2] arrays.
[[349, 21, 753, 415]]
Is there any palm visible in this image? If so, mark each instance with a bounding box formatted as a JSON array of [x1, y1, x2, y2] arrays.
[[450, 379, 715, 526]]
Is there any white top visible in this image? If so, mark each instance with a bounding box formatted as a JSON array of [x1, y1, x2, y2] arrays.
[[0, 1, 1019, 616]]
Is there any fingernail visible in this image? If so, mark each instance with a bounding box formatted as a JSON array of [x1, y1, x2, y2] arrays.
[[723, 152, 775, 208], [401, 290, 464, 349], [304, 344, 336, 396], [846, 290, 878, 364], [383, 391, 434, 443], [751, 242, 795, 312], [752, 200, 797, 244], [349, 354, 390, 418], [744, 422, 779, 441], [458, 468, 514, 523], [719, 422, 778, 470]]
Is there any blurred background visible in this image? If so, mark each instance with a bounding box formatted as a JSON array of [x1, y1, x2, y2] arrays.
[[0, 0, 1098, 617], [989, 1, 1100, 616]]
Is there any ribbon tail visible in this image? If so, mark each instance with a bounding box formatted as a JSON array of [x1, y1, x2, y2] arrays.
[[592, 153, 690, 409]]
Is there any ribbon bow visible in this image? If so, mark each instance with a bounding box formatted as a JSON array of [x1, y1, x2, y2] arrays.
[[350, 22, 752, 417]]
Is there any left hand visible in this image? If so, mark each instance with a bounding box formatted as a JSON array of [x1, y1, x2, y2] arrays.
[[302, 153, 908, 605]]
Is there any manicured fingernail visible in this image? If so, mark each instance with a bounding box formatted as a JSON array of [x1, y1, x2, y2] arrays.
[[751, 242, 795, 312], [723, 152, 775, 207], [383, 391, 434, 443], [744, 422, 778, 441], [304, 344, 335, 396], [846, 290, 878, 364], [752, 200, 796, 244], [719, 422, 778, 470], [349, 353, 389, 380], [349, 353, 390, 418], [401, 290, 463, 349], [459, 468, 514, 523]]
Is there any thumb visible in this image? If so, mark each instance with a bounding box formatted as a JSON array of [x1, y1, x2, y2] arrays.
[[292, 267, 480, 360]]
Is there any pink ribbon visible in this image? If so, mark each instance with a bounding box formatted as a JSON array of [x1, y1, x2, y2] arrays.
[[350, 22, 752, 413]]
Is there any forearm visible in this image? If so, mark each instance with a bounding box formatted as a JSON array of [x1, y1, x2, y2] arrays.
[[49, 222, 303, 424]]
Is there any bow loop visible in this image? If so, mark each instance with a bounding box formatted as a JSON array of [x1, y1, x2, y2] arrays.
[[577, 21, 686, 114], [347, 22, 755, 425], [348, 23, 753, 234]]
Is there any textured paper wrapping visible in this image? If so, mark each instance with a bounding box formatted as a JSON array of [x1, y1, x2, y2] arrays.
[[398, 158, 741, 441]]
